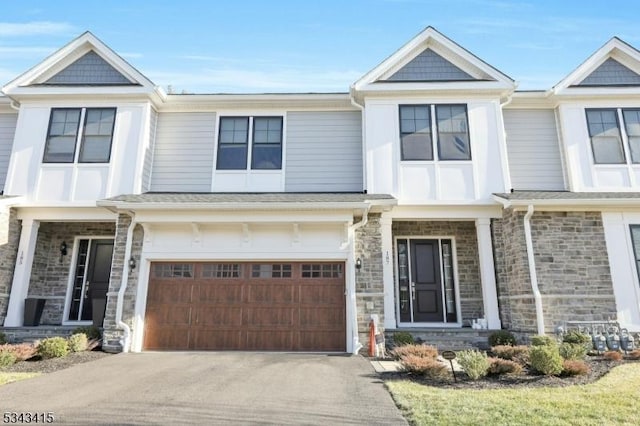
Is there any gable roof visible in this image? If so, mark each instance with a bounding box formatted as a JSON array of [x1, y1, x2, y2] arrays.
[[2, 31, 164, 100], [553, 37, 640, 93], [352, 27, 514, 93]]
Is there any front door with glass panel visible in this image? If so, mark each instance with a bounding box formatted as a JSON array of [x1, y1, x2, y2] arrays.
[[67, 239, 114, 322], [396, 238, 457, 323]]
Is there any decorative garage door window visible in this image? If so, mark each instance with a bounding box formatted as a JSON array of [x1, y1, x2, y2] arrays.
[[251, 264, 292, 278], [154, 263, 194, 278], [201, 263, 241, 278], [301, 264, 343, 278]]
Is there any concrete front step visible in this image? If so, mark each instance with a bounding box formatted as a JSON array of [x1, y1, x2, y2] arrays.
[[1, 326, 80, 343], [385, 328, 498, 351]]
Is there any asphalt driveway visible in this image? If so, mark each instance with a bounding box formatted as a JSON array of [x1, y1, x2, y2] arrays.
[[0, 352, 406, 425]]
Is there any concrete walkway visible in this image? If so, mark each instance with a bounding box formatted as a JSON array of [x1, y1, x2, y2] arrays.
[[0, 352, 407, 425]]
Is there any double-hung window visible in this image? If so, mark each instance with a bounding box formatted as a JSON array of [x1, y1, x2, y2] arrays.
[[216, 116, 283, 170], [43, 107, 116, 163], [399, 104, 470, 161], [586, 108, 640, 164]]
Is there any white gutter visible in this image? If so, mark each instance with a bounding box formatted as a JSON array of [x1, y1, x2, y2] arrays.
[[523, 204, 545, 335], [347, 206, 370, 354], [115, 211, 136, 352]]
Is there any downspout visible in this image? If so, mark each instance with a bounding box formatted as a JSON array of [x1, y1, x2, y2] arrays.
[[115, 211, 136, 352], [350, 89, 367, 193], [348, 205, 370, 354], [523, 204, 545, 335]]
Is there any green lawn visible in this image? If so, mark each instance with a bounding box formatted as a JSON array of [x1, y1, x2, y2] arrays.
[[386, 363, 640, 426], [0, 372, 40, 385]]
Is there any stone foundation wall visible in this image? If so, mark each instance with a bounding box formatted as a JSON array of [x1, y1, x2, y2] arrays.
[[28, 222, 116, 325], [354, 213, 384, 350], [392, 221, 484, 323], [103, 214, 143, 352], [494, 209, 616, 334], [0, 206, 20, 325]]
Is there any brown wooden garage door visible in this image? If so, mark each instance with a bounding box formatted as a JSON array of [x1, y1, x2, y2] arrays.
[[143, 262, 346, 351]]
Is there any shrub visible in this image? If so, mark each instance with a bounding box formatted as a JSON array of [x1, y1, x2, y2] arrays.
[[37, 337, 69, 359], [72, 326, 102, 341], [391, 344, 438, 360], [68, 333, 89, 352], [457, 350, 490, 380], [488, 330, 516, 347], [562, 360, 590, 376], [563, 330, 592, 346], [0, 332, 7, 345], [531, 335, 558, 347], [603, 350, 623, 361], [529, 345, 563, 376], [0, 343, 37, 362], [627, 349, 640, 360], [491, 345, 530, 365], [559, 342, 588, 360], [0, 351, 17, 367], [400, 355, 449, 380], [488, 357, 523, 376]]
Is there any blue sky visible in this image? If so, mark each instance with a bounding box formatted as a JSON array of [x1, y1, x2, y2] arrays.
[[2, 0, 640, 93]]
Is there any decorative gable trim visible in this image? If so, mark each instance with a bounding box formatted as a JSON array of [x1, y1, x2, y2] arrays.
[[554, 37, 640, 93], [384, 49, 476, 82], [43, 51, 135, 85], [352, 26, 514, 93], [2, 31, 164, 101]]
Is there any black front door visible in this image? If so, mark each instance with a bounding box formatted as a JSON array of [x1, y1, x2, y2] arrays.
[[68, 239, 114, 322], [397, 238, 457, 323], [410, 240, 444, 322]]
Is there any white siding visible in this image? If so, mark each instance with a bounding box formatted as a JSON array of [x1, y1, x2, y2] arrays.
[[285, 111, 363, 192], [0, 113, 17, 192], [141, 109, 157, 192], [504, 109, 565, 190], [150, 112, 216, 192]]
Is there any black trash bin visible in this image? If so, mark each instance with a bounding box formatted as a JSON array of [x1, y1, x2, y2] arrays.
[[23, 298, 46, 326]]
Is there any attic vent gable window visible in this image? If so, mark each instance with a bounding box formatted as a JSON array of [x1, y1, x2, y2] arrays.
[[43, 107, 116, 164]]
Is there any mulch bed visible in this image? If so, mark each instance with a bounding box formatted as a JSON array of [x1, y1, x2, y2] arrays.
[[382, 357, 639, 389], [0, 351, 113, 374]]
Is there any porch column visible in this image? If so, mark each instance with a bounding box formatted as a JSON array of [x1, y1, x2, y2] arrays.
[[4, 219, 40, 326], [381, 214, 397, 329], [475, 218, 502, 329]]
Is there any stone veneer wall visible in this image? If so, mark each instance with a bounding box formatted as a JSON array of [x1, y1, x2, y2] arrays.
[[102, 214, 143, 352], [392, 221, 484, 324], [0, 206, 20, 325], [27, 222, 116, 325], [354, 213, 384, 350], [494, 209, 616, 334]]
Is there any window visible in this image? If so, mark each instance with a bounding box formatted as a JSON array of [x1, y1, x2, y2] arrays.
[[43, 107, 116, 163], [301, 264, 343, 278], [586, 109, 625, 164], [399, 104, 470, 161], [154, 263, 194, 278], [217, 116, 283, 170], [630, 225, 640, 286], [202, 263, 241, 278], [251, 264, 292, 278]]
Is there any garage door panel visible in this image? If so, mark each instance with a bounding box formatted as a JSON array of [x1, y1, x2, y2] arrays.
[[194, 306, 243, 327], [246, 331, 294, 351], [246, 283, 295, 303], [145, 261, 346, 351], [191, 330, 244, 350]]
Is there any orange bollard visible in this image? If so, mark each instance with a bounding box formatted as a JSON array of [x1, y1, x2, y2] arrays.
[[368, 319, 375, 357]]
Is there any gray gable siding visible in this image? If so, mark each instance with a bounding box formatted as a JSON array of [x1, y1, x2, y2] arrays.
[[150, 112, 216, 192], [285, 111, 363, 192], [503, 109, 565, 191], [141, 109, 157, 192], [0, 113, 17, 192], [45, 51, 133, 85], [578, 58, 640, 86], [386, 49, 475, 81]]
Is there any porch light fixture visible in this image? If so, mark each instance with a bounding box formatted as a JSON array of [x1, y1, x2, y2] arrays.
[[59, 241, 67, 262], [355, 257, 362, 271], [128, 256, 136, 271]]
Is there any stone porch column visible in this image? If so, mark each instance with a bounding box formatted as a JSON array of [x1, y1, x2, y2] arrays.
[[475, 218, 502, 329], [380, 214, 397, 329], [4, 219, 39, 326]]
